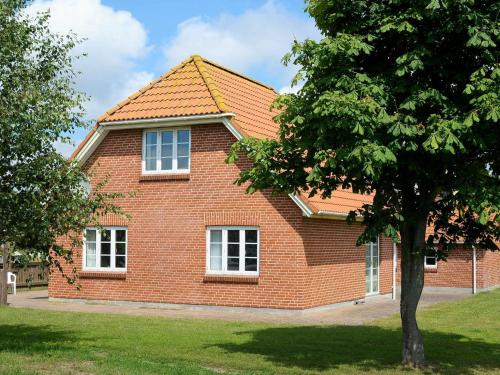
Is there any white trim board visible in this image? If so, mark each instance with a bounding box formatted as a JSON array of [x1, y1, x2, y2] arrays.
[[74, 113, 237, 165]]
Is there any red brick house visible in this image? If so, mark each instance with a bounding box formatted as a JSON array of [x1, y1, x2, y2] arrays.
[[49, 55, 500, 311]]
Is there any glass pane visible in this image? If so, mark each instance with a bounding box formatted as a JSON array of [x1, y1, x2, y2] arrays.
[[85, 229, 96, 242], [161, 158, 172, 170], [365, 243, 370, 256], [245, 244, 257, 257], [116, 230, 126, 242], [115, 256, 126, 268], [177, 143, 189, 157], [373, 280, 378, 292], [366, 280, 370, 293], [146, 158, 156, 171], [177, 157, 189, 170], [116, 242, 126, 255], [210, 243, 222, 257], [161, 144, 173, 158], [145, 145, 156, 158], [161, 131, 173, 144], [227, 257, 239, 271], [146, 132, 157, 145], [86, 242, 96, 255], [210, 256, 222, 271], [86, 254, 96, 268], [426, 257, 436, 266], [245, 258, 257, 272], [177, 130, 190, 143], [101, 242, 111, 255], [245, 230, 257, 243], [101, 256, 111, 268], [210, 230, 222, 243], [101, 230, 111, 241], [228, 243, 239, 257], [373, 268, 378, 276], [228, 230, 239, 243], [86, 242, 96, 268]]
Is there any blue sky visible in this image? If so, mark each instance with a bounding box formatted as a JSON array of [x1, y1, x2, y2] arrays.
[[27, 0, 320, 156]]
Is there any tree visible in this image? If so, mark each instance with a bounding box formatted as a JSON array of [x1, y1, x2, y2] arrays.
[[229, 0, 499, 367], [0, 0, 125, 304]]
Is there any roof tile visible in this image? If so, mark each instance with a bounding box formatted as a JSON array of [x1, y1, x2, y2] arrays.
[[78, 55, 372, 217]]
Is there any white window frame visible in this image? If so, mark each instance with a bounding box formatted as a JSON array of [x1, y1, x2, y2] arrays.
[[83, 227, 128, 272], [206, 226, 259, 276], [365, 237, 380, 296], [142, 127, 191, 174], [424, 255, 438, 269]]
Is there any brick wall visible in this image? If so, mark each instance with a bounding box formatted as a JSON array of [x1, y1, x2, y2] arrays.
[[49, 123, 396, 309], [395, 245, 498, 290], [478, 249, 500, 289], [300, 219, 394, 308]]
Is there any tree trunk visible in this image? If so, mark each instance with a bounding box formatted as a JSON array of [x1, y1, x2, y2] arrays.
[[400, 217, 427, 367], [0, 243, 10, 306]]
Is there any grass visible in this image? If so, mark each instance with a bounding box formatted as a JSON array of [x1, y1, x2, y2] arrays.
[[0, 290, 499, 375]]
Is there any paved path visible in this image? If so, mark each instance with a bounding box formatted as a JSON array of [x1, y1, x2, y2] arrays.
[[8, 289, 471, 325]]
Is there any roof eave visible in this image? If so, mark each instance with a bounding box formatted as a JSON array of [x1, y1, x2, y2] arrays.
[[73, 112, 237, 165]]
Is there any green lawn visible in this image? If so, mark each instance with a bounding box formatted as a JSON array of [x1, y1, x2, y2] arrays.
[[0, 290, 499, 375]]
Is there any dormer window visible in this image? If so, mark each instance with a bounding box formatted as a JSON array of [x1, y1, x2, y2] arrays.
[[142, 128, 190, 173]]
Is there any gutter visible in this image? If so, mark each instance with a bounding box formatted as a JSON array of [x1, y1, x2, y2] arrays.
[[392, 242, 397, 300], [472, 245, 477, 294]]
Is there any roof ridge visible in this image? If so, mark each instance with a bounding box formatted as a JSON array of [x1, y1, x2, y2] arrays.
[[192, 55, 226, 112], [97, 56, 196, 123], [199, 56, 278, 93]]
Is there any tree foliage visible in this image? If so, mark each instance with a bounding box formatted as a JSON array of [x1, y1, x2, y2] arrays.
[[229, 0, 499, 366], [0, 0, 126, 293], [230, 0, 499, 253]]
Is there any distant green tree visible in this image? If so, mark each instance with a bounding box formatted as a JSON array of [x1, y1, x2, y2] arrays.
[[0, 0, 126, 304], [229, 0, 499, 367]]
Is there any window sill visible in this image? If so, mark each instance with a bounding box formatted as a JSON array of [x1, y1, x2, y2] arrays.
[[203, 274, 259, 284], [424, 267, 438, 273], [79, 271, 127, 279], [139, 173, 190, 182], [139, 173, 190, 181]]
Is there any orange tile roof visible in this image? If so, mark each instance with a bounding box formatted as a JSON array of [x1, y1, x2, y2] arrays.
[[75, 54, 373, 218], [300, 190, 374, 215]]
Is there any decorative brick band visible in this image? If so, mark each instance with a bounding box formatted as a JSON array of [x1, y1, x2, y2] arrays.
[[97, 214, 129, 227], [139, 174, 190, 182], [79, 272, 127, 280], [203, 275, 259, 284], [204, 211, 261, 226]]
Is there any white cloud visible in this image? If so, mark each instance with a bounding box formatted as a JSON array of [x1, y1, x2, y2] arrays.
[[163, 0, 320, 88], [279, 84, 302, 95], [27, 0, 154, 120], [53, 139, 76, 158]]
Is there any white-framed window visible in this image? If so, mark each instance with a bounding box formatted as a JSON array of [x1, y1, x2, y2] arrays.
[[206, 227, 259, 275], [142, 128, 190, 174], [83, 227, 127, 271], [424, 255, 437, 268]]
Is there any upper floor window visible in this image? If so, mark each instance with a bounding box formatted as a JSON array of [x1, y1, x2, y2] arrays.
[[84, 227, 127, 271], [424, 255, 437, 268], [206, 227, 259, 275], [143, 128, 190, 173]]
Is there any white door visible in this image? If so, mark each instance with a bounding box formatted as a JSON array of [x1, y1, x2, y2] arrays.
[[365, 240, 379, 295]]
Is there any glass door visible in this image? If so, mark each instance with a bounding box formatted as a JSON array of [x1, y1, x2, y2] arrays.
[[365, 240, 379, 295]]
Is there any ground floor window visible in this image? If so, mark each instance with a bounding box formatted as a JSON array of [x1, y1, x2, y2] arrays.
[[424, 255, 437, 268], [206, 227, 259, 275], [84, 227, 127, 271]]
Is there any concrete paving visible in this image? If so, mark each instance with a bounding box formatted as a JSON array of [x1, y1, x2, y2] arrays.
[[7, 288, 472, 326]]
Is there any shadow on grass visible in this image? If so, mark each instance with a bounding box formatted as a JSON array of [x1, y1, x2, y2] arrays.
[[0, 324, 79, 354], [212, 325, 500, 374]]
